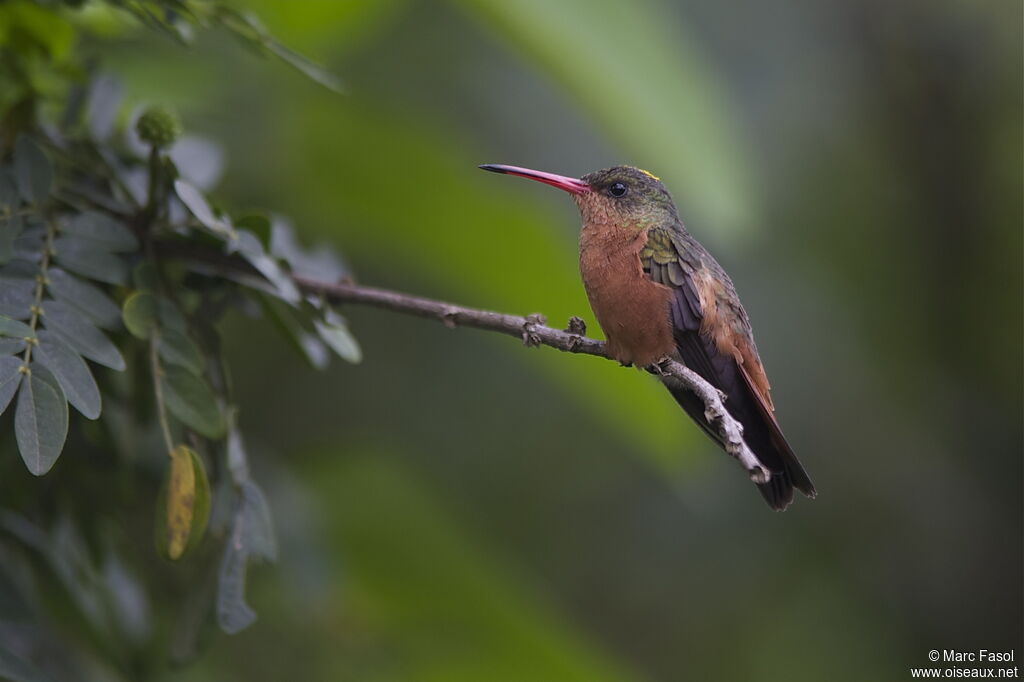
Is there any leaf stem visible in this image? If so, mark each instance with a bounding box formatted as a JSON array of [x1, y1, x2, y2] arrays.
[[21, 218, 57, 368], [150, 333, 175, 455], [141, 147, 161, 227]]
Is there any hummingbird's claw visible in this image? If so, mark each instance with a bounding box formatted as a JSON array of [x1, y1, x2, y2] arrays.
[[564, 316, 587, 335], [648, 357, 676, 375]]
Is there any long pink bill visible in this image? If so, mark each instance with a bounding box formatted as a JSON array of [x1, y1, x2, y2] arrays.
[[479, 164, 590, 195]]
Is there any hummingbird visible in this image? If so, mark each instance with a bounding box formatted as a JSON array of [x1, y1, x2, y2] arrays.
[[479, 163, 815, 510]]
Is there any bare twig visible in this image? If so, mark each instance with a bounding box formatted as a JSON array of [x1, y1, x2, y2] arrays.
[[292, 277, 770, 484], [159, 242, 771, 483]]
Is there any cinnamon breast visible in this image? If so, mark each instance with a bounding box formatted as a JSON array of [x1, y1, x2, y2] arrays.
[[579, 224, 675, 367]]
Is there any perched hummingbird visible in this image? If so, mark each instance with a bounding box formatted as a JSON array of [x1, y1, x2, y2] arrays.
[[479, 164, 815, 510]]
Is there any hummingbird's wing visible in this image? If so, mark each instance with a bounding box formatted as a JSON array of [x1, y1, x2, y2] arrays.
[[641, 228, 815, 510]]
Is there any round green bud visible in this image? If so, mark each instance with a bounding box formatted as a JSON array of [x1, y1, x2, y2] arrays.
[[136, 107, 182, 148]]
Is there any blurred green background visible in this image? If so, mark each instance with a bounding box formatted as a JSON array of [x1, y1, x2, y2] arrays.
[[82, 0, 1024, 679]]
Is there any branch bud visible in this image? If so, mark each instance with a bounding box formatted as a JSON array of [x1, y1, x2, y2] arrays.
[[136, 106, 182, 149]]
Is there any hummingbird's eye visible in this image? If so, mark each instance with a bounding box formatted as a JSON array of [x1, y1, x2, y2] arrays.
[[608, 182, 628, 198]]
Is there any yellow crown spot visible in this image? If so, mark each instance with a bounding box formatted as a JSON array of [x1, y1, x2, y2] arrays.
[[638, 168, 660, 181]]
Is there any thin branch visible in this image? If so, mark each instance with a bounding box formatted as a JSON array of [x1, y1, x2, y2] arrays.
[[293, 276, 771, 484], [158, 241, 771, 483], [20, 218, 57, 368]]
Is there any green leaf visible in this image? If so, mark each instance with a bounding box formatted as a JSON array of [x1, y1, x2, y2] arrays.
[[15, 365, 68, 476], [313, 310, 362, 364], [0, 259, 36, 278], [0, 315, 35, 339], [0, 356, 24, 416], [119, 3, 194, 44], [34, 330, 101, 420], [0, 277, 34, 319], [174, 180, 232, 236], [0, 338, 26, 355], [122, 291, 159, 339], [42, 300, 125, 370], [263, 40, 345, 94], [169, 136, 224, 190], [1, 2, 74, 60], [157, 298, 188, 333], [219, 9, 345, 94], [214, 475, 276, 635], [161, 365, 225, 438], [232, 229, 300, 303], [259, 295, 328, 369], [47, 268, 121, 329], [51, 235, 129, 285], [186, 450, 212, 554], [158, 328, 204, 374], [157, 445, 210, 560], [240, 480, 276, 561], [217, 522, 257, 634], [270, 218, 347, 281], [13, 136, 53, 204], [10, 224, 43, 262], [61, 211, 138, 252]]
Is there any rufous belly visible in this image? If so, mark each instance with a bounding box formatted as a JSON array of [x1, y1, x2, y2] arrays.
[[579, 228, 675, 367]]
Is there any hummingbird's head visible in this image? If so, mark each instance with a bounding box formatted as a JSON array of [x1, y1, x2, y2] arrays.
[[577, 166, 677, 228], [478, 164, 677, 229]]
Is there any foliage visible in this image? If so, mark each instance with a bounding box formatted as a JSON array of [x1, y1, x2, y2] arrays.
[[0, 1, 355, 676], [0, 1, 1018, 680]]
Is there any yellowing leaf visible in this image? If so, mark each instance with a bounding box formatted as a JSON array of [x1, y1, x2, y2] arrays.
[[166, 445, 196, 560], [158, 445, 210, 560]]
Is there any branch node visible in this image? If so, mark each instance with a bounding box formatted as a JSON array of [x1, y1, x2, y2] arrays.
[[440, 306, 459, 329], [521, 313, 545, 347]]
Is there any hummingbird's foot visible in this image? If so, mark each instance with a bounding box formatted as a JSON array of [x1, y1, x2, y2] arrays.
[[648, 357, 675, 376], [564, 316, 587, 336], [521, 313, 546, 347]]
